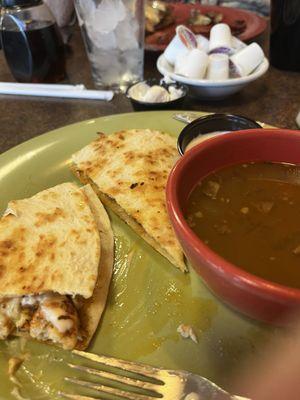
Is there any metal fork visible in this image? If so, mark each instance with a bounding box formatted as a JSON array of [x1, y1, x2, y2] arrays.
[[59, 349, 249, 400]]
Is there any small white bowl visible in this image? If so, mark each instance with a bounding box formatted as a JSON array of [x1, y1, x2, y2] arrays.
[[157, 39, 269, 100]]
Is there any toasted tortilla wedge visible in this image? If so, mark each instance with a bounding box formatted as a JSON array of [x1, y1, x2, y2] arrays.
[[77, 184, 114, 349], [0, 183, 114, 350], [71, 129, 186, 272], [0, 182, 100, 299]]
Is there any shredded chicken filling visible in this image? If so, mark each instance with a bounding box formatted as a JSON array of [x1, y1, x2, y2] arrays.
[[0, 293, 79, 350]]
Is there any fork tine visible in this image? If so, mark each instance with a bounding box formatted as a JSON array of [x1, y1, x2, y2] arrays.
[[65, 377, 159, 400], [59, 393, 101, 400], [68, 363, 161, 393], [72, 350, 163, 381]]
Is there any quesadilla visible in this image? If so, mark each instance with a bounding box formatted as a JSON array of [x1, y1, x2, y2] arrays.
[[0, 182, 114, 350], [71, 129, 187, 272]]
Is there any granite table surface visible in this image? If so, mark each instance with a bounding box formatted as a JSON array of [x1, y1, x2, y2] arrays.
[[0, 28, 299, 155]]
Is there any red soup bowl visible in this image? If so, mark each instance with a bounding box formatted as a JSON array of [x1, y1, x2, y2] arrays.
[[166, 129, 300, 325]]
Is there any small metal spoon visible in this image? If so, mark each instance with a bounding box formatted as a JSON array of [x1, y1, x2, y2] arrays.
[[173, 112, 267, 128], [172, 112, 205, 124]]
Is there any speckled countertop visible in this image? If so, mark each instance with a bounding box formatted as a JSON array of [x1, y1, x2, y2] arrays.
[[0, 28, 299, 155]]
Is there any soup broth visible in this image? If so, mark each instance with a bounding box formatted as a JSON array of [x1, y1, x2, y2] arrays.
[[185, 162, 300, 289]]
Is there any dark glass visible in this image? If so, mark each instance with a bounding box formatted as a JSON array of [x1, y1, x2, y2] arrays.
[[1, 20, 65, 83], [270, 0, 300, 71]]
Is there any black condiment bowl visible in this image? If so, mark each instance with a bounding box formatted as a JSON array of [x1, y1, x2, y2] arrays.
[[177, 113, 262, 155], [126, 78, 188, 112]]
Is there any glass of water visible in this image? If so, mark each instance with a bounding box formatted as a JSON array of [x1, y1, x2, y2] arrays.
[[75, 0, 145, 91]]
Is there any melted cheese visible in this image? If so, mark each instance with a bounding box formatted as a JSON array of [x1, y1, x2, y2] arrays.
[[40, 303, 74, 333], [0, 292, 76, 341], [3, 206, 18, 217], [40, 294, 74, 333], [21, 296, 39, 307]]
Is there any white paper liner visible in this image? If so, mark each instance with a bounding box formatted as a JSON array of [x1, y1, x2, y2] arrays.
[[209, 23, 233, 55], [207, 54, 229, 80], [230, 43, 264, 77]]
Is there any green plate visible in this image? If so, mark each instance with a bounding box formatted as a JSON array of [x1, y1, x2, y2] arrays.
[[0, 111, 275, 400]]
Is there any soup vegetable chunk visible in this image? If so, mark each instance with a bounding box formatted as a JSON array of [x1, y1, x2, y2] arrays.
[[185, 162, 300, 289]]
